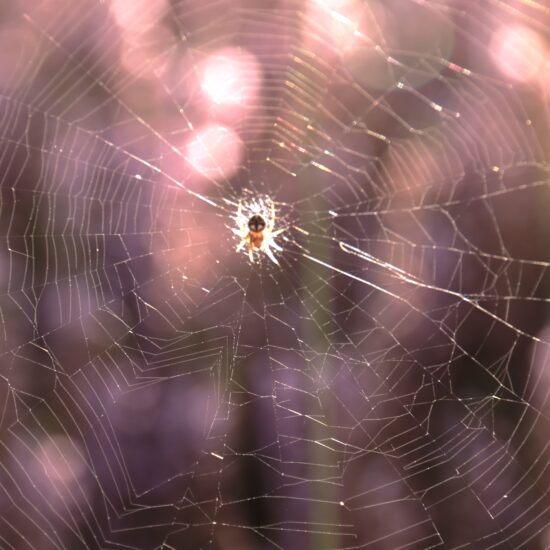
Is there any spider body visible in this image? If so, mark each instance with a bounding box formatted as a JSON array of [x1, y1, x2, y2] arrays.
[[246, 214, 266, 250], [248, 230, 264, 250], [232, 198, 283, 264]]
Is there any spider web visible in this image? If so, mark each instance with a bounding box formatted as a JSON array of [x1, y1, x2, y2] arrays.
[[0, 0, 550, 548]]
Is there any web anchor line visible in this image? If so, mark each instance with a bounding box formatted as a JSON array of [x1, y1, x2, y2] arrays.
[[336, 240, 548, 346]]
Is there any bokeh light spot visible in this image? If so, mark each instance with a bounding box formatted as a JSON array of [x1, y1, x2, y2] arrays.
[[185, 124, 244, 180], [490, 24, 545, 83]]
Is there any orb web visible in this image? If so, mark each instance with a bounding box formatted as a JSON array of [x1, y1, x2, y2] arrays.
[[0, 0, 549, 549]]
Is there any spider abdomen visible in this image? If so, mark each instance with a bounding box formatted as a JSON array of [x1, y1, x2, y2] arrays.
[[249, 231, 264, 249]]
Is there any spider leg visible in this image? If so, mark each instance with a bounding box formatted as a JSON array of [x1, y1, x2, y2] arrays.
[[264, 245, 280, 265], [270, 240, 283, 252], [236, 238, 247, 252], [248, 248, 255, 263]]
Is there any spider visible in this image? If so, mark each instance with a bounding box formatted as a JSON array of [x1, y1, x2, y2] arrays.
[[232, 197, 284, 265]]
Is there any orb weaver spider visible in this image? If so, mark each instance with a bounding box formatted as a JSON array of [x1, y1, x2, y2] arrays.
[[232, 196, 284, 265]]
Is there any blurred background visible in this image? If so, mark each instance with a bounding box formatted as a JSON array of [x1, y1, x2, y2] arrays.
[[0, 0, 549, 548]]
